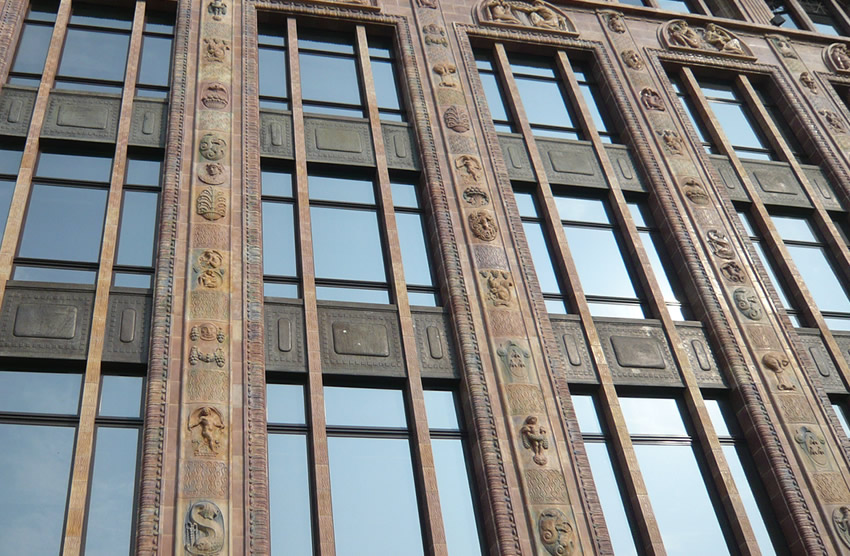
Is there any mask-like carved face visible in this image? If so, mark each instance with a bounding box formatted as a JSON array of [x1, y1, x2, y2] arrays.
[[538, 509, 574, 555]]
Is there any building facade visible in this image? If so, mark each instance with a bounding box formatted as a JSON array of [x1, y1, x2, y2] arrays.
[[4, 0, 850, 554]]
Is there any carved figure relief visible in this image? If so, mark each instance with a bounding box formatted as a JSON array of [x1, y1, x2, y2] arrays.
[[185, 501, 225, 555], [706, 229, 734, 259], [191, 323, 226, 343], [795, 425, 828, 468], [762, 352, 795, 391], [433, 63, 459, 88], [663, 20, 752, 57], [733, 287, 763, 320], [198, 249, 224, 270], [202, 38, 230, 63], [463, 186, 489, 206], [720, 261, 746, 283], [656, 129, 685, 155], [198, 269, 224, 289], [444, 106, 470, 132], [498, 340, 530, 378], [469, 210, 498, 241], [769, 35, 797, 58], [826, 43, 850, 72], [799, 72, 819, 94], [201, 83, 229, 109], [538, 509, 575, 556], [456, 154, 483, 183], [195, 251, 226, 289], [620, 49, 643, 70], [819, 109, 847, 134], [189, 407, 225, 456], [417, 0, 437, 8], [602, 10, 626, 33], [479, 0, 574, 32], [197, 187, 227, 221], [682, 177, 709, 205], [480, 269, 514, 306], [640, 88, 665, 111], [190, 346, 226, 368], [198, 162, 226, 185], [834, 506, 850, 548], [199, 134, 227, 161], [423, 25, 448, 47], [520, 415, 549, 465], [207, 0, 226, 20]]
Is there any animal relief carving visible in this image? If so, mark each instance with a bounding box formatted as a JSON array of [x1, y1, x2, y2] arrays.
[[640, 88, 665, 111], [720, 261, 746, 283], [706, 229, 734, 259], [520, 415, 549, 465], [733, 287, 763, 320], [197, 187, 227, 221], [203, 38, 230, 63], [762, 352, 795, 390], [538, 509, 575, 556], [189, 407, 226, 456], [480, 269, 514, 306], [433, 63, 459, 88], [444, 105, 470, 132], [468, 210, 498, 241], [657, 129, 685, 155], [184, 501, 225, 555]]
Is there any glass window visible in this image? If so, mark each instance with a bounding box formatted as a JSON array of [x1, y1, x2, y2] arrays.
[[655, 0, 697, 12], [394, 180, 439, 306], [299, 30, 363, 118], [670, 77, 717, 154], [0, 145, 22, 242], [262, 167, 298, 298], [114, 152, 162, 289], [8, 0, 58, 86], [699, 80, 775, 161], [573, 64, 619, 143], [369, 36, 404, 121], [509, 54, 581, 140], [136, 12, 175, 98], [474, 50, 513, 133], [258, 24, 289, 110]]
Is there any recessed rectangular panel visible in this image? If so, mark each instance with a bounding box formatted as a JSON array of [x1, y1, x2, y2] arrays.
[[332, 322, 389, 357], [610, 335, 665, 369], [14, 303, 77, 339]]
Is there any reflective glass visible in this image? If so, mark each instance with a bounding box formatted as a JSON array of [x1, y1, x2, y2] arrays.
[[424, 390, 459, 430], [11, 23, 53, 75], [586, 301, 645, 319], [144, 13, 173, 34], [544, 298, 568, 314], [267, 383, 305, 425], [0, 179, 16, 238], [13, 265, 97, 283], [751, 242, 794, 310], [300, 53, 362, 107], [0, 423, 75, 556], [513, 77, 575, 131], [408, 291, 438, 306], [704, 399, 731, 437], [634, 444, 730, 555], [785, 245, 850, 313], [325, 386, 407, 428], [99, 375, 143, 418], [721, 444, 778, 555], [707, 101, 771, 157], [555, 196, 609, 224], [116, 190, 158, 267], [36, 151, 112, 182], [262, 201, 297, 278], [578, 82, 614, 141], [478, 72, 511, 123], [824, 316, 850, 331], [0, 370, 81, 414], [655, 0, 694, 12], [309, 174, 374, 204], [396, 212, 433, 287], [619, 397, 687, 435], [572, 394, 602, 434], [0, 148, 23, 174], [259, 47, 288, 99], [84, 427, 139, 556], [125, 157, 161, 186], [113, 272, 152, 288], [316, 286, 389, 304], [432, 439, 483, 556], [269, 434, 313, 556], [523, 222, 560, 296], [262, 170, 293, 198], [585, 443, 639, 555], [392, 182, 419, 208], [58, 28, 129, 82], [834, 404, 850, 436], [138, 35, 172, 87], [639, 230, 685, 313], [328, 437, 424, 556], [264, 282, 299, 299], [771, 215, 817, 243], [19, 184, 108, 263], [514, 191, 537, 218], [69, 4, 132, 29], [372, 58, 401, 113], [27, 2, 58, 23], [563, 226, 639, 299], [311, 207, 385, 282], [299, 32, 355, 54]]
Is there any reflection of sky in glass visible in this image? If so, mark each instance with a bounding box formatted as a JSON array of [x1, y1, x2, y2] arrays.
[[424, 390, 459, 430], [325, 387, 407, 428], [0, 371, 81, 414], [267, 384, 305, 425], [634, 444, 730, 555], [563, 226, 638, 299], [722, 445, 777, 556], [786, 245, 850, 313], [586, 443, 639, 555], [432, 439, 483, 556], [523, 222, 560, 296], [99, 375, 143, 418], [619, 397, 686, 436], [270, 434, 313, 555], [329, 437, 424, 556], [0, 424, 76, 556], [572, 395, 602, 434], [310, 206, 385, 283]]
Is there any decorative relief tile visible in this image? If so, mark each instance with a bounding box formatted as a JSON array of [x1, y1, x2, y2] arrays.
[[304, 116, 374, 166], [259, 111, 293, 159], [605, 144, 646, 192], [597, 320, 681, 386], [42, 92, 120, 142], [549, 317, 596, 383], [413, 310, 458, 378], [741, 160, 810, 208], [798, 331, 846, 392], [676, 323, 727, 387], [709, 155, 749, 202], [801, 165, 842, 211], [382, 123, 419, 170], [498, 134, 534, 181], [536, 139, 606, 188], [103, 292, 152, 364], [0, 86, 36, 136], [318, 306, 404, 376], [264, 302, 305, 372]]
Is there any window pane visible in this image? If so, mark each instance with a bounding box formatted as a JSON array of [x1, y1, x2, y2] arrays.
[[634, 444, 729, 555], [572, 394, 602, 434], [299, 33, 355, 54], [259, 47, 288, 99], [126, 157, 161, 186], [563, 226, 639, 299], [309, 174, 374, 204], [269, 434, 313, 555], [36, 152, 112, 182], [328, 437, 424, 556], [116, 190, 158, 267], [19, 184, 108, 263], [523, 222, 561, 296], [11, 23, 53, 75], [0, 423, 75, 556], [721, 444, 779, 556], [113, 272, 152, 288], [478, 72, 510, 123], [785, 245, 850, 313], [655, 0, 694, 12], [99, 375, 143, 418], [69, 4, 132, 29], [58, 28, 129, 82], [586, 301, 645, 319], [707, 101, 771, 156], [315, 285, 389, 304], [396, 212, 434, 287], [84, 427, 139, 556], [771, 216, 817, 243], [262, 201, 297, 278], [264, 282, 299, 298], [619, 397, 687, 435], [300, 53, 361, 107], [751, 242, 794, 310], [578, 82, 614, 140], [13, 265, 97, 284], [0, 370, 81, 414], [555, 197, 609, 224], [0, 179, 16, 238], [267, 383, 305, 425], [639, 230, 686, 313], [514, 77, 575, 130], [585, 443, 639, 555], [311, 207, 385, 282], [432, 439, 484, 556], [372, 59, 401, 112], [703, 399, 731, 437], [262, 169, 293, 198], [514, 191, 537, 218], [325, 387, 407, 428], [392, 182, 419, 208], [424, 390, 460, 430], [138, 35, 172, 87]]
